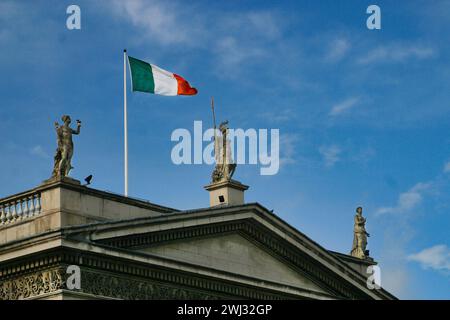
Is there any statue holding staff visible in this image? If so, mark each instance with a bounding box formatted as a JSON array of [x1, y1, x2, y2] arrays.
[[210, 98, 236, 183]]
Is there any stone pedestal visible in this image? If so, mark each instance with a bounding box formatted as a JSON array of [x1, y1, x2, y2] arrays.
[[204, 180, 249, 207], [42, 176, 81, 186]]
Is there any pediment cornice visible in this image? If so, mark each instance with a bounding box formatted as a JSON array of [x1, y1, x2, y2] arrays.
[[61, 203, 394, 300]]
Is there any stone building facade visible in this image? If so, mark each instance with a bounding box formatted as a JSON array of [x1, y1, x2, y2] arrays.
[[0, 178, 396, 300]]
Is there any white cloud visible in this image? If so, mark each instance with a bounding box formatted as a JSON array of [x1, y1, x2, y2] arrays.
[[325, 38, 350, 62], [443, 161, 450, 173], [259, 108, 294, 123], [30, 145, 49, 159], [375, 182, 431, 216], [106, 1, 283, 75], [319, 145, 341, 167], [358, 44, 435, 65], [219, 10, 283, 42], [246, 11, 281, 40], [329, 97, 359, 116], [108, 0, 204, 46], [279, 133, 299, 166], [212, 11, 283, 72], [214, 36, 265, 70], [408, 245, 450, 272]]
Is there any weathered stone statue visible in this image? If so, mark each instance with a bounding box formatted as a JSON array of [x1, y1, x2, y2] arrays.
[[350, 207, 370, 259], [212, 120, 236, 183], [51, 115, 81, 178]]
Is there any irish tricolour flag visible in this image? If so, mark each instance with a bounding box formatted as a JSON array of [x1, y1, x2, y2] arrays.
[[128, 56, 198, 96]]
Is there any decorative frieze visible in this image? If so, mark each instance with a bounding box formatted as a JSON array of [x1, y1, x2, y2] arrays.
[[0, 267, 221, 300], [79, 270, 222, 300], [0, 268, 62, 300], [0, 250, 289, 300]]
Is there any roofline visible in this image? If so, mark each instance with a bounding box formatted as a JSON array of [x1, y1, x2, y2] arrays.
[[57, 202, 397, 300], [0, 179, 179, 214], [0, 199, 397, 300]]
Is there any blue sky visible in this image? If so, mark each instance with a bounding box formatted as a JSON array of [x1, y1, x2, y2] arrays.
[[0, 0, 449, 299]]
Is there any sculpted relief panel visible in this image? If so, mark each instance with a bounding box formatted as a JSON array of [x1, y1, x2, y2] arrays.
[[0, 268, 221, 300], [0, 269, 63, 300]]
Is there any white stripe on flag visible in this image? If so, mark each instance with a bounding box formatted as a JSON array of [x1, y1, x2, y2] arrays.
[[151, 64, 178, 96]]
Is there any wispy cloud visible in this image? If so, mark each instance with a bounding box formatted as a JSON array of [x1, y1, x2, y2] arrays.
[[319, 145, 341, 167], [106, 1, 286, 77], [325, 38, 350, 62], [408, 245, 450, 273], [212, 11, 284, 73], [244, 11, 282, 40], [358, 44, 435, 65], [108, 0, 203, 46], [279, 133, 299, 166], [444, 161, 450, 173], [329, 97, 360, 116], [30, 145, 49, 159], [259, 108, 295, 123], [375, 182, 432, 216], [214, 36, 266, 71]]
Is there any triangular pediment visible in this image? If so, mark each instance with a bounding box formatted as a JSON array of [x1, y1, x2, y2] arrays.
[[131, 232, 329, 294], [83, 204, 395, 299]]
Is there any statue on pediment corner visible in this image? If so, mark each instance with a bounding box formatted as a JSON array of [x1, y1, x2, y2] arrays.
[[350, 206, 370, 259]]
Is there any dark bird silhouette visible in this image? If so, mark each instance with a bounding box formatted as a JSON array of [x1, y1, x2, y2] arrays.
[[84, 175, 93, 186]]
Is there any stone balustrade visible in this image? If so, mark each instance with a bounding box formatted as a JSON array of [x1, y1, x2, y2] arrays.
[[0, 191, 41, 225], [0, 178, 175, 241]]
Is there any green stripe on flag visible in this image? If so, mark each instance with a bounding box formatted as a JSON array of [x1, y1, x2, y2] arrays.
[[128, 56, 155, 93]]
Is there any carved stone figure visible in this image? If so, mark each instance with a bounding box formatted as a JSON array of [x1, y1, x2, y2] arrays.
[[51, 115, 81, 178], [211, 121, 236, 183], [350, 207, 370, 259]]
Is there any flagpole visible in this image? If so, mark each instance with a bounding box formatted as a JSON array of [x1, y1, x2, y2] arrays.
[[123, 49, 128, 197]]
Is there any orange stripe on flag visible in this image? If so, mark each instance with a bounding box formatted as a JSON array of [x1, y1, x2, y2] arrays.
[[174, 74, 198, 95]]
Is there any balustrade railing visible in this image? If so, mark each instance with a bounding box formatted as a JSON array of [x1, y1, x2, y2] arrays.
[[0, 192, 41, 225]]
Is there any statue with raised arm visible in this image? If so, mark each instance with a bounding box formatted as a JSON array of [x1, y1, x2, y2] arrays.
[[51, 115, 81, 178], [350, 207, 370, 259]]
